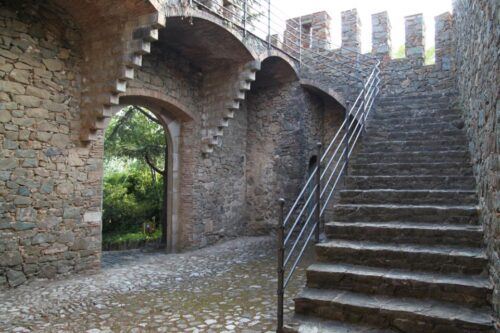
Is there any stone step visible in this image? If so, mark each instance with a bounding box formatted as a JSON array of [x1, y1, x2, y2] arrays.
[[367, 121, 464, 133], [324, 221, 484, 247], [378, 94, 454, 103], [376, 105, 453, 113], [306, 263, 492, 307], [346, 175, 476, 190], [368, 114, 461, 126], [315, 240, 488, 275], [361, 139, 468, 153], [350, 162, 473, 176], [373, 107, 456, 118], [339, 189, 477, 205], [367, 129, 466, 141], [284, 314, 398, 333], [332, 204, 479, 224], [352, 150, 470, 164], [295, 288, 495, 332]]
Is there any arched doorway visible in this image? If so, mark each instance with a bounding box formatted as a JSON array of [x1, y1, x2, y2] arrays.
[[102, 105, 170, 251]]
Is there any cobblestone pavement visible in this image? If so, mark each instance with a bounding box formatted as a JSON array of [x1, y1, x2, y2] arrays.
[[0, 236, 314, 332]]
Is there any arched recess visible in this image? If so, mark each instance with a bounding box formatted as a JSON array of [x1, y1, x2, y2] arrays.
[[102, 90, 194, 253], [244, 55, 303, 234]]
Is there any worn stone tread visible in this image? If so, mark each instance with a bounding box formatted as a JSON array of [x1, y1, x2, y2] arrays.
[[333, 203, 478, 224], [339, 189, 477, 205], [346, 175, 476, 190], [284, 314, 398, 333], [307, 262, 492, 292], [325, 221, 484, 247], [296, 288, 495, 330], [317, 239, 486, 259]]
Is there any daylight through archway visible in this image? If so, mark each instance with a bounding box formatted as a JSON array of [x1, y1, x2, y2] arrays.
[[102, 106, 168, 251]]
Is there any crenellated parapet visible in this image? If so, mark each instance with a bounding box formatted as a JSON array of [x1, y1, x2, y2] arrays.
[[435, 12, 454, 71], [341, 9, 361, 52], [371, 11, 391, 59], [404, 13, 426, 64]]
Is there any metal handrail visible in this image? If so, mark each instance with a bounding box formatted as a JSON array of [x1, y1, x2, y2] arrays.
[[174, 1, 381, 331], [187, 0, 373, 83], [276, 61, 380, 332]]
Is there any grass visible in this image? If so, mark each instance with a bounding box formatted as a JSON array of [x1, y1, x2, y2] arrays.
[[103, 228, 161, 246]]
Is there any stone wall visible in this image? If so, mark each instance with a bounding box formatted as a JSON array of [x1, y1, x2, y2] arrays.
[[0, 1, 89, 287], [5, 0, 494, 292], [245, 77, 340, 233], [453, 0, 499, 316]]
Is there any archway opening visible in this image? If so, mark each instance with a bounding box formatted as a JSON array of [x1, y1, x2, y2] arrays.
[[102, 105, 169, 251]]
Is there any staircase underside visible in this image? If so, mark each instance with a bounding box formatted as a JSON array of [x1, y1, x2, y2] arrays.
[[287, 93, 496, 332]]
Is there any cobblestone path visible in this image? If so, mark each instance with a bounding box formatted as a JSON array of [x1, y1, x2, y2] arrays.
[[0, 236, 313, 332]]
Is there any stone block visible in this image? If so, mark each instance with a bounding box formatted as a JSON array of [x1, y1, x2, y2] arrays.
[[6, 269, 26, 287], [0, 80, 25, 94], [0, 251, 22, 266], [8, 68, 30, 84], [42, 58, 63, 71]]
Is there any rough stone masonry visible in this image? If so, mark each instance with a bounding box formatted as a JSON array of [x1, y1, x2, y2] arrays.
[[0, 1, 497, 323]]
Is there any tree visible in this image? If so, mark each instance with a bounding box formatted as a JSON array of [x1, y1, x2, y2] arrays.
[[104, 106, 168, 248]]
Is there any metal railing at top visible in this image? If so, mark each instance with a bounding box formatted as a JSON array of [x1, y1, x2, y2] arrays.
[[180, 0, 377, 84], [171, 1, 381, 331], [276, 61, 380, 331]]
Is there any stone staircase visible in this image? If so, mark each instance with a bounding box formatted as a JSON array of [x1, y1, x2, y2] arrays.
[[286, 94, 496, 332]]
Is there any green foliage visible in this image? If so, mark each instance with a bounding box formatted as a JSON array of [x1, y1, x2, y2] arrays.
[[105, 106, 166, 171], [102, 229, 161, 247], [393, 44, 435, 65], [103, 106, 166, 238], [393, 45, 405, 59], [425, 46, 435, 65], [102, 167, 163, 234]]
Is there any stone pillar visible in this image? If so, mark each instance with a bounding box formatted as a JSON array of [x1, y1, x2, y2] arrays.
[[310, 11, 331, 49], [435, 12, 453, 70], [341, 9, 361, 52], [405, 13, 425, 63], [285, 11, 331, 51], [371, 11, 392, 59]]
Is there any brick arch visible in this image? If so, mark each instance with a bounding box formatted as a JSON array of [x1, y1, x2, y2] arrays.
[[257, 51, 301, 79], [120, 88, 195, 122], [103, 90, 194, 253], [162, 6, 259, 61], [299, 78, 346, 108]]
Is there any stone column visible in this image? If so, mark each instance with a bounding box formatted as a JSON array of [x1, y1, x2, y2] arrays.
[[371, 11, 392, 59], [405, 13, 425, 64], [310, 11, 331, 49], [435, 12, 453, 70], [341, 9, 361, 52]]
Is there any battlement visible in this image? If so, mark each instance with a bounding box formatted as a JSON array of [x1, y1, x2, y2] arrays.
[[284, 9, 454, 67]]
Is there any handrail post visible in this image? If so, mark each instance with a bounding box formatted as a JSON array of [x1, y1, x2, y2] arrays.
[[298, 16, 302, 67], [364, 81, 369, 132], [277, 198, 285, 333], [267, 0, 271, 49], [243, 0, 248, 37], [315, 142, 322, 243], [344, 101, 351, 182]]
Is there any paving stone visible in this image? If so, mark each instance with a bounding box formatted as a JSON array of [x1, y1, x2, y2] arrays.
[[0, 237, 313, 332]]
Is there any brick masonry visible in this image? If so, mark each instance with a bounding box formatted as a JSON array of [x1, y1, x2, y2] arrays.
[[0, 0, 497, 306]]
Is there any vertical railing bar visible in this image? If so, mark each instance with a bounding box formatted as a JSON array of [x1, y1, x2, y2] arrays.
[[277, 198, 285, 333], [344, 101, 351, 183], [315, 142, 322, 243], [298, 16, 302, 67], [267, 0, 271, 49], [243, 0, 248, 37]]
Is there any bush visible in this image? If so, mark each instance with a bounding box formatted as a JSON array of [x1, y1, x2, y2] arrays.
[[102, 167, 163, 235]]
